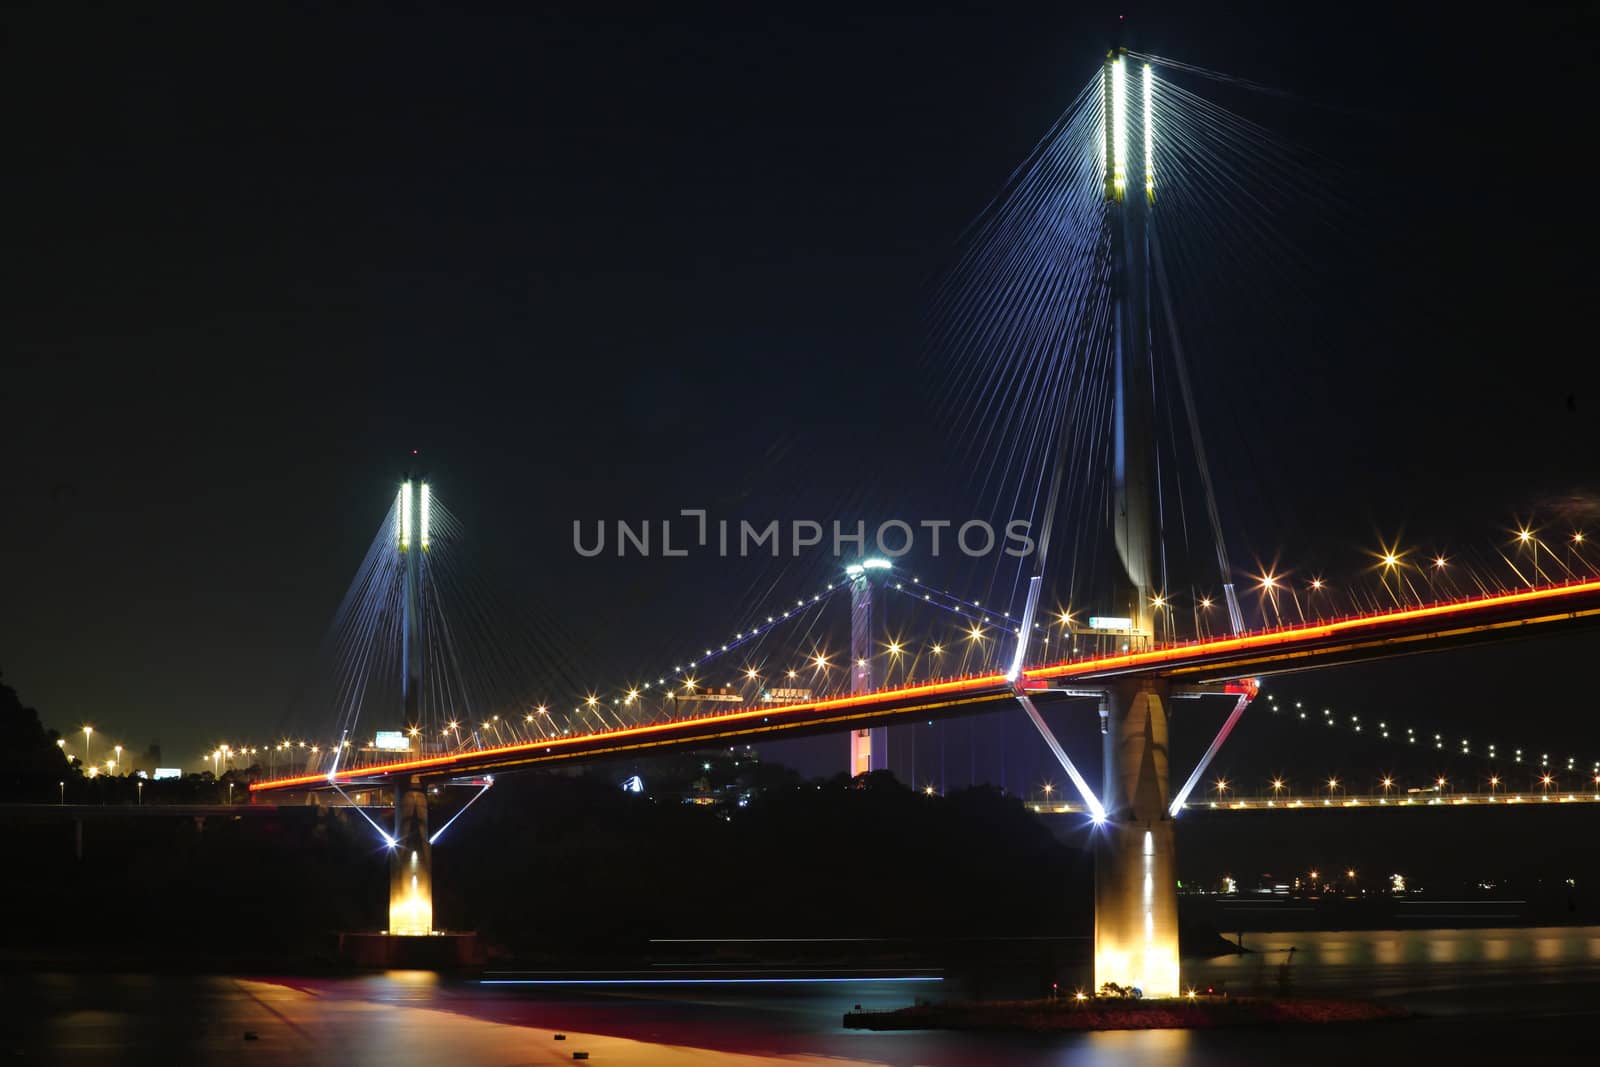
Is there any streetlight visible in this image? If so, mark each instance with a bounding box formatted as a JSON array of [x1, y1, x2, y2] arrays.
[[1326, 776, 1341, 797], [1540, 774, 1555, 793], [113, 744, 122, 773], [1489, 775, 1500, 796], [136, 780, 143, 805], [1378, 548, 1403, 605], [83, 726, 93, 769], [1271, 778, 1286, 800], [59, 781, 65, 805], [1380, 776, 1395, 795], [1257, 572, 1282, 625]]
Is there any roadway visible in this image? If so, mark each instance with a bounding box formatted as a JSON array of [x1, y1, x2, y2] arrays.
[[253, 577, 1600, 793]]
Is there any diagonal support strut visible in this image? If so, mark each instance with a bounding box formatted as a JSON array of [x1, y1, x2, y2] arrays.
[[429, 778, 493, 845], [1015, 691, 1106, 821], [1167, 685, 1256, 816]]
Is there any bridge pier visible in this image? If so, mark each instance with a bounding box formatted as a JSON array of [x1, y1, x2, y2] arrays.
[[1094, 678, 1179, 997], [388, 774, 433, 935]]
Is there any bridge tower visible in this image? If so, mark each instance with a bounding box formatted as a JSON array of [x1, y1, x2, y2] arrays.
[[389, 479, 433, 935], [847, 558, 890, 776], [1094, 50, 1179, 997]]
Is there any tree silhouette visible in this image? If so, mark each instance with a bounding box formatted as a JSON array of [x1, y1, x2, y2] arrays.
[[0, 672, 72, 801]]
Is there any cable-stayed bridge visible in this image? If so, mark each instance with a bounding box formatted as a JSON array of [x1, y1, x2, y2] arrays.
[[242, 49, 1598, 998], [255, 569, 1600, 789]]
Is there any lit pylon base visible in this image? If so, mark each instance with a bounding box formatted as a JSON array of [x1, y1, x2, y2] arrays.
[[1094, 678, 1179, 997], [388, 775, 433, 935]]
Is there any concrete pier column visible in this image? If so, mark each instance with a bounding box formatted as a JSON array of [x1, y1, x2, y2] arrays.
[[1094, 678, 1179, 997], [388, 775, 433, 935]]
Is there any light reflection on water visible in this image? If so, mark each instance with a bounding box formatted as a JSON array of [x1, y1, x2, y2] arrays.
[[1185, 925, 1600, 1003], [10, 929, 1600, 1067]]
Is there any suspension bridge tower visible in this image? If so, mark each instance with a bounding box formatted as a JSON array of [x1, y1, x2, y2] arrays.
[[847, 558, 891, 776], [1094, 49, 1180, 997], [389, 477, 433, 935]]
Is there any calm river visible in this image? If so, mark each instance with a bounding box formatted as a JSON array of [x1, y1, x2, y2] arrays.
[[8, 926, 1600, 1065]]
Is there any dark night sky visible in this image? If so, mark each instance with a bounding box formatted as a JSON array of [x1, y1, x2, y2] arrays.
[[4, 4, 1598, 778]]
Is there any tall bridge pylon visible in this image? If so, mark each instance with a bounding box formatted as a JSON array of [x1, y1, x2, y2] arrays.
[[1094, 49, 1179, 998], [391, 478, 433, 936]]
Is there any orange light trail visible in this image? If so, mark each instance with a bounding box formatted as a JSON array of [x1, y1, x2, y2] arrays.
[[252, 673, 1009, 791], [253, 577, 1600, 792], [1020, 576, 1600, 683]]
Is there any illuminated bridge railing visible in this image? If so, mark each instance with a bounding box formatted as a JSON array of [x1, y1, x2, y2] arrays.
[[252, 577, 1600, 792], [1023, 793, 1600, 816], [1184, 792, 1600, 811]]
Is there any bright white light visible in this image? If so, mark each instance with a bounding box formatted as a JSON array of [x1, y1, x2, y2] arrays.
[[1111, 57, 1127, 196], [420, 483, 431, 549], [399, 482, 412, 549], [1142, 63, 1153, 197]]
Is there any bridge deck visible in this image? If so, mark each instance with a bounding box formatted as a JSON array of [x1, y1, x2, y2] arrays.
[[252, 577, 1600, 792]]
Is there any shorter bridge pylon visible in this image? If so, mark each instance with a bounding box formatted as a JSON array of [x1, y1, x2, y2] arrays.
[[847, 559, 891, 777]]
